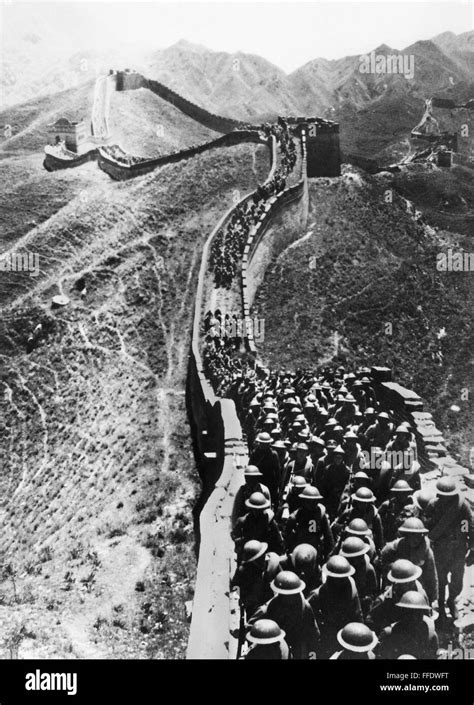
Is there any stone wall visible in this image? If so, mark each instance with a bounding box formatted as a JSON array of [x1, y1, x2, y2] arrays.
[[242, 131, 308, 352], [97, 130, 265, 181], [372, 367, 472, 506]]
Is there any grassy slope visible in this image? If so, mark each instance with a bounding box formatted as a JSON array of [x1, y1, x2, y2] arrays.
[[108, 88, 220, 158], [0, 127, 270, 658], [252, 164, 473, 464]]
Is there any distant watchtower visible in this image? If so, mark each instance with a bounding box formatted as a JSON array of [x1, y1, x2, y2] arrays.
[[285, 117, 341, 177], [115, 69, 144, 92], [47, 118, 87, 153]]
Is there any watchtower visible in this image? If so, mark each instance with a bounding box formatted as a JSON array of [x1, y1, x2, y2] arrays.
[[285, 116, 341, 177], [47, 118, 87, 153]]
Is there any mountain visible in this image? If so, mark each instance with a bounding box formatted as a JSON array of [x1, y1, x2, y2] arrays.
[[145, 42, 299, 119], [2, 26, 473, 160], [432, 30, 474, 76]]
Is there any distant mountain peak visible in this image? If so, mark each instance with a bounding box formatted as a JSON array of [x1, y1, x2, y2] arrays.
[[373, 43, 397, 54], [169, 39, 210, 54]]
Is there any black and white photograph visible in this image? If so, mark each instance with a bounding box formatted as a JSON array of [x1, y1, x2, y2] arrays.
[[0, 0, 473, 690]]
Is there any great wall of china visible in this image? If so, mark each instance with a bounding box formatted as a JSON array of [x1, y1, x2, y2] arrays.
[[42, 69, 473, 659]]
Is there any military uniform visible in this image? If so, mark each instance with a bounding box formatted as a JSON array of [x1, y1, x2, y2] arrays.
[[232, 510, 284, 558], [334, 504, 384, 552], [378, 615, 438, 659], [424, 494, 473, 612], [250, 594, 320, 659], [309, 578, 362, 657], [231, 559, 273, 618], [285, 505, 334, 558], [317, 461, 351, 519], [380, 536, 438, 604], [249, 446, 280, 505], [233, 482, 271, 519], [366, 582, 429, 633], [379, 498, 418, 543]]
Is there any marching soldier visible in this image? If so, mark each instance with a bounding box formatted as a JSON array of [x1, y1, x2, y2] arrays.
[[232, 492, 284, 559], [231, 540, 273, 618], [333, 487, 384, 552], [424, 477, 473, 620], [340, 537, 378, 616], [364, 411, 394, 450], [309, 556, 363, 658], [329, 623, 378, 660], [317, 445, 351, 520], [378, 480, 417, 542], [249, 571, 320, 659], [249, 432, 281, 505], [377, 591, 439, 659], [380, 517, 438, 605], [285, 486, 334, 558], [244, 619, 290, 660], [366, 559, 429, 633], [233, 465, 271, 519]]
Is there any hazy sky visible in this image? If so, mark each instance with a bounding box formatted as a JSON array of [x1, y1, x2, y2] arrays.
[[3, 0, 473, 71]]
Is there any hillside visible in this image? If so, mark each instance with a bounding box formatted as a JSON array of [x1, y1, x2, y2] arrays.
[[251, 163, 473, 465], [108, 87, 219, 157], [0, 138, 270, 659]]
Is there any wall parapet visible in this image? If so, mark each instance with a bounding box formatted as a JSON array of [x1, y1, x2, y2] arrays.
[[373, 372, 472, 505], [97, 130, 264, 180]]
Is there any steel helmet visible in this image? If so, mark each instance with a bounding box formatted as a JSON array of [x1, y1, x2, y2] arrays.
[[352, 487, 376, 503], [333, 445, 345, 455], [398, 655, 417, 659], [299, 485, 323, 501], [309, 436, 325, 447], [353, 472, 369, 481], [398, 518, 428, 534], [436, 477, 459, 496], [291, 543, 318, 571], [296, 442, 309, 452], [326, 439, 337, 449], [325, 418, 338, 427], [337, 623, 377, 652], [271, 570, 306, 595], [245, 492, 271, 511], [255, 432, 272, 444], [387, 559, 422, 584], [391, 480, 412, 493], [395, 590, 430, 612], [241, 540, 268, 563], [344, 430, 358, 440], [247, 619, 286, 644], [290, 475, 307, 489], [377, 412, 390, 420], [340, 537, 370, 558], [325, 555, 355, 578], [244, 465, 263, 477], [395, 425, 410, 434], [346, 518, 371, 536]]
